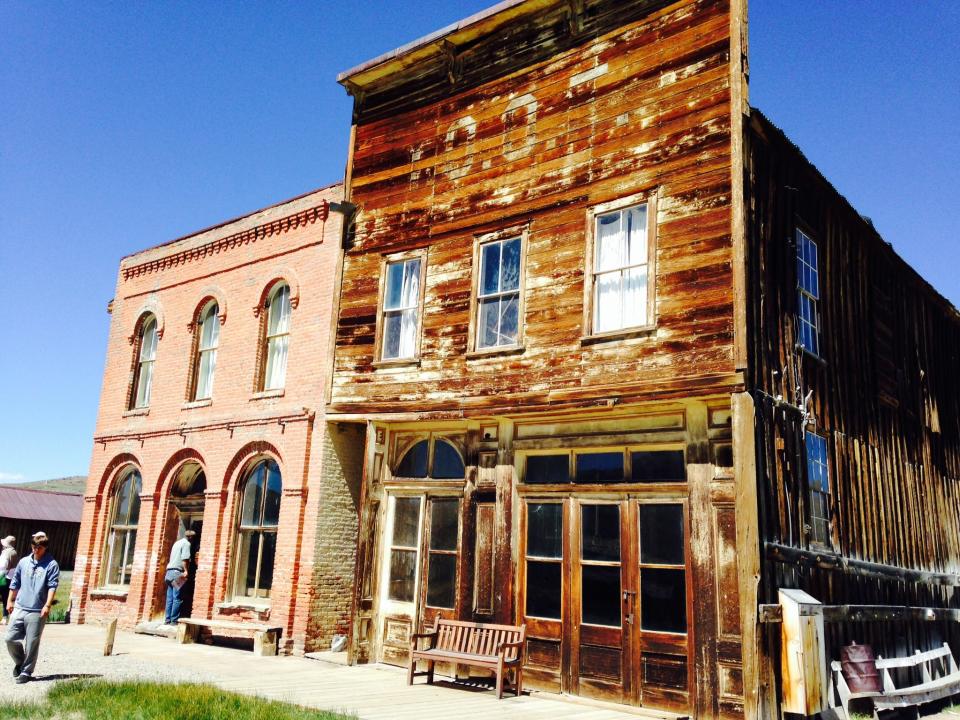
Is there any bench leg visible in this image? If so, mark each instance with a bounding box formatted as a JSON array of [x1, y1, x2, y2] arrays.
[[407, 656, 416, 686], [496, 662, 505, 700], [427, 660, 435, 685], [515, 664, 522, 697]]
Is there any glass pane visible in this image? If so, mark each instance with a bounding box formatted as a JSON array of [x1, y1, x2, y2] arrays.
[[264, 335, 289, 389], [395, 441, 428, 478], [427, 553, 457, 608], [429, 499, 459, 551], [401, 259, 421, 308], [262, 460, 282, 526], [626, 204, 648, 265], [640, 504, 685, 565], [595, 271, 622, 332], [239, 530, 260, 599], [382, 312, 402, 360], [196, 349, 216, 399], [500, 237, 521, 291], [385, 261, 405, 310], [622, 266, 648, 327], [596, 212, 623, 271], [135, 361, 153, 408], [498, 294, 519, 345], [389, 548, 417, 602], [527, 503, 563, 558], [582, 565, 621, 627], [240, 464, 264, 526], [116, 474, 131, 521], [268, 285, 291, 335], [526, 560, 561, 619], [478, 297, 499, 348], [257, 531, 276, 598], [525, 454, 569, 484], [581, 505, 620, 562], [200, 305, 219, 349], [140, 318, 158, 361], [432, 440, 465, 479], [122, 529, 137, 584], [392, 497, 421, 548], [127, 475, 142, 524], [641, 568, 687, 633], [575, 452, 625, 483], [631, 451, 686, 482], [399, 309, 418, 358], [481, 241, 501, 295], [106, 530, 123, 585]]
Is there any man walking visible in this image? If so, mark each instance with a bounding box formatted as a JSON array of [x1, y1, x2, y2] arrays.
[[164, 529, 195, 625], [5, 531, 59, 684]]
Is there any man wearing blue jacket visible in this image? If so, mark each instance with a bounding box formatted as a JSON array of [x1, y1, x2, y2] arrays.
[[5, 531, 59, 684]]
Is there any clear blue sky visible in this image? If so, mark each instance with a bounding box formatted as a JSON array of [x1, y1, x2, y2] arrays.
[[1, 2, 957, 483]]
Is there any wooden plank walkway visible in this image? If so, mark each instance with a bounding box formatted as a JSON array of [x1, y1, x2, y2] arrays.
[[42, 625, 679, 720]]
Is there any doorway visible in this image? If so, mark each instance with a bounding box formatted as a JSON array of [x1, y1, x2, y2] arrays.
[[520, 496, 691, 709], [154, 462, 206, 621], [377, 493, 462, 666]]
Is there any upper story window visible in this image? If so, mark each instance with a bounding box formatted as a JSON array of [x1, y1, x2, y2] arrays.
[[193, 301, 220, 400], [233, 458, 282, 602], [103, 468, 141, 587], [805, 432, 830, 546], [130, 315, 158, 409], [262, 283, 291, 390], [587, 197, 656, 337], [394, 437, 465, 480], [381, 256, 423, 361], [476, 236, 522, 350], [796, 228, 820, 356]]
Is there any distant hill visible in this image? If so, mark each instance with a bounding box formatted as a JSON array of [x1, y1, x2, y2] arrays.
[[3, 476, 87, 495]]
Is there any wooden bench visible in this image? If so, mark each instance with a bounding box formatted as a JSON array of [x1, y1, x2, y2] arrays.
[[176, 618, 283, 657], [408, 619, 525, 699], [830, 643, 960, 719]]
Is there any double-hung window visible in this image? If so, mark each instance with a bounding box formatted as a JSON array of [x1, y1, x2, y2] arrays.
[[381, 257, 423, 361], [476, 236, 521, 349], [589, 198, 654, 335], [805, 432, 830, 545], [262, 284, 291, 390], [194, 301, 219, 400], [796, 229, 820, 356], [131, 315, 158, 409]]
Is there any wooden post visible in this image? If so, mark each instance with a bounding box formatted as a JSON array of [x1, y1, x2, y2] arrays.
[[103, 618, 118, 656]]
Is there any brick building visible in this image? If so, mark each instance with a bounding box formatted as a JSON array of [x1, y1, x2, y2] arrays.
[[72, 184, 365, 655]]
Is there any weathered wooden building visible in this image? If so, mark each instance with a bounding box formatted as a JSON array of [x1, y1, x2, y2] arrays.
[[328, 0, 960, 718]]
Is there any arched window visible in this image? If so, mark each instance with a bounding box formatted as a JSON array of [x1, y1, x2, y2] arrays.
[[233, 459, 282, 601], [261, 284, 291, 390], [131, 315, 158, 409], [103, 468, 142, 586], [394, 438, 465, 479], [193, 301, 220, 400]]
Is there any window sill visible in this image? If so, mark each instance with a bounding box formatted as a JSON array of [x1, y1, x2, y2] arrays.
[[216, 600, 271, 613], [122, 407, 149, 418], [372, 357, 421, 369], [581, 325, 656, 345], [182, 398, 212, 410], [250, 389, 285, 401], [466, 345, 525, 360], [90, 588, 129, 600]]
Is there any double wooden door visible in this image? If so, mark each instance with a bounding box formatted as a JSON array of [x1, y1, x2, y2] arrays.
[[520, 496, 691, 709]]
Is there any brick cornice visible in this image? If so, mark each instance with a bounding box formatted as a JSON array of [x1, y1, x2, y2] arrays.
[[122, 203, 328, 280]]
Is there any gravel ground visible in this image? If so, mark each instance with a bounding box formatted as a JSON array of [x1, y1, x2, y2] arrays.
[[0, 626, 200, 705]]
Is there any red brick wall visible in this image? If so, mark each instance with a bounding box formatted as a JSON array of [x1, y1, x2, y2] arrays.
[[73, 185, 354, 653]]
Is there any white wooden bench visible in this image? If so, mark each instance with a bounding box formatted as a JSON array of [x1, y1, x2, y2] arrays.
[[830, 642, 960, 719], [176, 618, 283, 656]]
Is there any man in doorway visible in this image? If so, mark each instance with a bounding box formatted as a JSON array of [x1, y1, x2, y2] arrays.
[[163, 529, 195, 625], [5, 531, 59, 684]]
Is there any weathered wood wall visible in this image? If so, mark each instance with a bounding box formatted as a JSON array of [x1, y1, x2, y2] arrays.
[[745, 110, 960, 674], [331, 0, 739, 416]]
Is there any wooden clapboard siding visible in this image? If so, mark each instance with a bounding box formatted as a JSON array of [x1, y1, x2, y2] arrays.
[[331, 0, 739, 416], [745, 110, 960, 664]]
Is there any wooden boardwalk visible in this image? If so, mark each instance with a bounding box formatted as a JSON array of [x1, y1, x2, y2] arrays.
[[42, 624, 678, 720]]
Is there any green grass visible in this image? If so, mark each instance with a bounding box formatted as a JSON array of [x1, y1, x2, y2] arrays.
[[0, 680, 354, 720]]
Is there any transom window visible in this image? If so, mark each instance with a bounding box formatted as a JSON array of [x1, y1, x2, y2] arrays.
[[796, 229, 820, 356], [477, 236, 521, 349], [394, 437, 465, 479], [805, 432, 830, 545], [131, 315, 158, 409], [523, 448, 686, 485], [592, 202, 651, 334], [381, 257, 422, 361], [103, 468, 141, 587], [262, 284, 291, 390], [193, 301, 220, 400], [233, 459, 282, 601]]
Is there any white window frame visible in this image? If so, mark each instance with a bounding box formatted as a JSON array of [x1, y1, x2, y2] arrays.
[[193, 301, 220, 400], [102, 468, 141, 588], [131, 315, 158, 409], [796, 228, 820, 357], [467, 225, 528, 356], [262, 283, 291, 390], [375, 250, 428, 365], [583, 191, 658, 340]]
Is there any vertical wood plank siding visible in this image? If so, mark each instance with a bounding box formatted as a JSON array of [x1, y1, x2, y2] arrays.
[[331, 0, 738, 415], [746, 111, 960, 667]]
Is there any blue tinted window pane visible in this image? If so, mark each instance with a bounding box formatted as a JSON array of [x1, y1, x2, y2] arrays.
[[525, 455, 569, 484], [481, 242, 500, 296], [501, 238, 521, 291], [575, 452, 624, 483], [385, 262, 405, 310], [396, 441, 429, 478], [432, 440, 465, 479], [262, 460, 282, 526], [631, 451, 686, 482]]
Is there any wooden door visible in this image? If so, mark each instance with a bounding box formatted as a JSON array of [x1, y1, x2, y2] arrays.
[[572, 500, 632, 703], [378, 495, 424, 666], [418, 497, 461, 631]]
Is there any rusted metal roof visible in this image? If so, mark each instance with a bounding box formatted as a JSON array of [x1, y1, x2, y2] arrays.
[[0, 486, 83, 524]]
